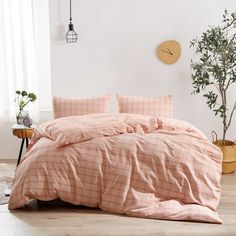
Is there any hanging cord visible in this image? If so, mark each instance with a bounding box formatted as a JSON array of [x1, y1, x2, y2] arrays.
[[69, 0, 72, 22]]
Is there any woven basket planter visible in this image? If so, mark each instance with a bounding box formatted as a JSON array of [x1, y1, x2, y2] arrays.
[[212, 132, 236, 174]]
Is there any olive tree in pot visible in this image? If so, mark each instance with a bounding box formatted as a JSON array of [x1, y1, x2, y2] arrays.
[[190, 10, 236, 173]]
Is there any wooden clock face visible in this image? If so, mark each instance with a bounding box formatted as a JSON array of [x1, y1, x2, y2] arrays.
[[157, 40, 181, 64]]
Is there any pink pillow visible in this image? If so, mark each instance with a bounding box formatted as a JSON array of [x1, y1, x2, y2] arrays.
[[53, 95, 111, 118], [116, 95, 173, 118]]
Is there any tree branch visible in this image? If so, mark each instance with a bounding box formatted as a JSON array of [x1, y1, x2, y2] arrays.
[[226, 103, 236, 131]]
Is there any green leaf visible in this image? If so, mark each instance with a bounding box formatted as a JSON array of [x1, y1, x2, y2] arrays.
[[21, 91, 27, 96]]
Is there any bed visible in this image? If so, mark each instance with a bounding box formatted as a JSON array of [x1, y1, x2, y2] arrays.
[[8, 112, 223, 223]]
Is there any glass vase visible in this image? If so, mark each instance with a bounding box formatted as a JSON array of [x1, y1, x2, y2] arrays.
[[16, 109, 27, 125]]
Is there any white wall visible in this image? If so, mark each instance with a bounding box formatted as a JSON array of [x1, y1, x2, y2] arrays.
[[1, 0, 236, 159], [49, 0, 236, 139]]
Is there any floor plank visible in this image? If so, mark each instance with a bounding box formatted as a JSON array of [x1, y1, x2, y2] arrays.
[[0, 159, 236, 236]]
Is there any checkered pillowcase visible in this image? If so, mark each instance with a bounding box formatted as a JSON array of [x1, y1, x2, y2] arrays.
[[116, 95, 173, 118], [53, 95, 111, 118]]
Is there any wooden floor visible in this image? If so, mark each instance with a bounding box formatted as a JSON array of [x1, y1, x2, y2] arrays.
[[0, 160, 236, 236]]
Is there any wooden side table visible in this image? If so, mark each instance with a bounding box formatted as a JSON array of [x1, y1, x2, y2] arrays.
[[12, 124, 35, 166]]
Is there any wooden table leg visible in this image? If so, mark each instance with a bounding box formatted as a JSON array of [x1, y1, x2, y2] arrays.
[[17, 138, 25, 166], [26, 138, 29, 148]]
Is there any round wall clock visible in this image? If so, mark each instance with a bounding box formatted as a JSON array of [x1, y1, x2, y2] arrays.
[[157, 40, 181, 64]]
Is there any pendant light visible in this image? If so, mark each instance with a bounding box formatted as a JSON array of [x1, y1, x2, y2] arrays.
[[65, 0, 78, 43]]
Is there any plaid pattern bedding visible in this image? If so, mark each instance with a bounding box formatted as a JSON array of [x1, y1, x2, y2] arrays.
[[8, 113, 222, 223], [53, 95, 111, 118], [116, 95, 173, 118]]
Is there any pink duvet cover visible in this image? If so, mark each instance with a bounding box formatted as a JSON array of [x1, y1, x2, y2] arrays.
[[8, 113, 222, 223]]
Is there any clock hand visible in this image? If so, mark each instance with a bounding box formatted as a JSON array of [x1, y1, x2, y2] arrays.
[[167, 48, 173, 55], [161, 49, 172, 55]]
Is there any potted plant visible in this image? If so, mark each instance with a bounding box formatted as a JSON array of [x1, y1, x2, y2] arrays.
[[190, 10, 236, 173], [15, 90, 37, 125]]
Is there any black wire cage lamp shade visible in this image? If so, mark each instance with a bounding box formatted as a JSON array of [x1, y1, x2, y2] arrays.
[[65, 0, 78, 43]]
